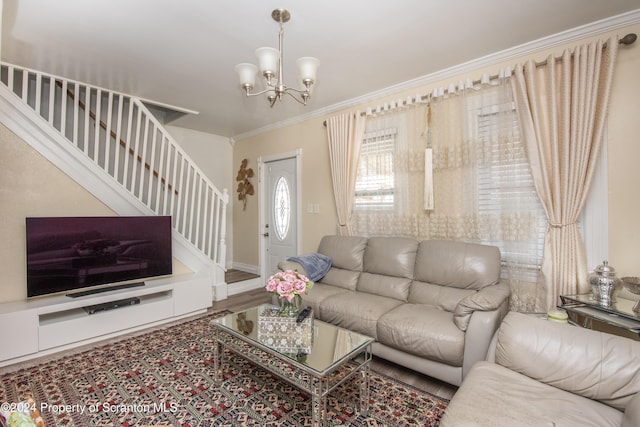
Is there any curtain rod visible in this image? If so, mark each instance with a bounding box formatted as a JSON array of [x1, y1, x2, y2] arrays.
[[533, 32, 636, 68], [322, 33, 636, 127]]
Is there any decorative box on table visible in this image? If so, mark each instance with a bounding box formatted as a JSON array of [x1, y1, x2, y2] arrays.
[[257, 306, 313, 354]]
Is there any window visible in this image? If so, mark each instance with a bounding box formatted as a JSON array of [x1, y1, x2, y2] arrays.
[[473, 105, 607, 278], [354, 129, 396, 210], [273, 176, 290, 240], [475, 108, 546, 280]]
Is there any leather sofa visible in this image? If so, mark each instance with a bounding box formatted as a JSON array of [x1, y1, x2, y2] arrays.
[[279, 235, 510, 386], [441, 311, 640, 426]]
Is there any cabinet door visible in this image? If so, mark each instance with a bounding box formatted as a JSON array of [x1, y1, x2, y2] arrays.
[[0, 309, 38, 361], [173, 277, 212, 315]]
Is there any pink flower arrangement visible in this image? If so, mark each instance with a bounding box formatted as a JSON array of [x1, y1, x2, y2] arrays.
[[266, 270, 313, 302]]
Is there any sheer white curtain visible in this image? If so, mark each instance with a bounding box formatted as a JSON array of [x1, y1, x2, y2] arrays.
[[350, 103, 429, 238], [428, 73, 545, 311], [349, 75, 551, 311]]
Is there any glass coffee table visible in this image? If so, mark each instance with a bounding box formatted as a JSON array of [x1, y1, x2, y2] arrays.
[[211, 303, 374, 426]]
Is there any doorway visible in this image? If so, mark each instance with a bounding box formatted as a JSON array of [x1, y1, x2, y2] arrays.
[[259, 150, 301, 279]]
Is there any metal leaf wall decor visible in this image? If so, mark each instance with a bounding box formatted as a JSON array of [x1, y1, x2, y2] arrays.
[[236, 158, 254, 210]]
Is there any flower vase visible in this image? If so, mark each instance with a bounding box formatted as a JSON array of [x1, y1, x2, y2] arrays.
[[279, 295, 302, 317]]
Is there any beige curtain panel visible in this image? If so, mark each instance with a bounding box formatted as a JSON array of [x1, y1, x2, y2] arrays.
[[326, 112, 366, 236], [512, 35, 619, 310]]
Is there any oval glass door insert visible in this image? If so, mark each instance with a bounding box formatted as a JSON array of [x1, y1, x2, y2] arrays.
[[273, 176, 290, 240]]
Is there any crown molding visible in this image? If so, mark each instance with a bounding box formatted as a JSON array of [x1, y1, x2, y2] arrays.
[[233, 8, 640, 141]]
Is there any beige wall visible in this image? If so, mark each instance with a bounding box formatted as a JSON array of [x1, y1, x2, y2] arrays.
[[232, 23, 640, 279], [0, 125, 192, 303], [607, 26, 640, 277], [166, 125, 234, 268], [232, 118, 337, 266]]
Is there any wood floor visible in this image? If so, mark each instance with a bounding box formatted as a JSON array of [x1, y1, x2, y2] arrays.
[[213, 288, 458, 400], [225, 269, 260, 284]]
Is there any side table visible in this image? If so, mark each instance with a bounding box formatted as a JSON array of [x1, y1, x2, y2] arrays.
[[560, 294, 640, 340]]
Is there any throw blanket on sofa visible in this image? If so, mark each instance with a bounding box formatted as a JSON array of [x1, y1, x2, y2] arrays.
[[287, 253, 332, 282]]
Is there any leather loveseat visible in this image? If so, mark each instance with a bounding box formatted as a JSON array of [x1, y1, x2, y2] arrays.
[[279, 235, 510, 386], [441, 311, 640, 426]]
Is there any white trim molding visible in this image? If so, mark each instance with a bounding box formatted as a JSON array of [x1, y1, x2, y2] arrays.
[[233, 9, 640, 141]]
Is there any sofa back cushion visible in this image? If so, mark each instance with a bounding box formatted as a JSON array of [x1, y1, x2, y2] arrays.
[[357, 237, 418, 301], [413, 240, 501, 290], [357, 272, 413, 302], [318, 235, 368, 270], [496, 312, 640, 412], [363, 237, 417, 278], [318, 268, 360, 291], [317, 235, 368, 291]]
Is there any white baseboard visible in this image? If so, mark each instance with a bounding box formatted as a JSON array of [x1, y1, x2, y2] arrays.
[[213, 281, 228, 301], [227, 277, 264, 296]]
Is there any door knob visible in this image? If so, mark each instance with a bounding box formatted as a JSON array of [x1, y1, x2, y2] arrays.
[[263, 232, 269, 237]]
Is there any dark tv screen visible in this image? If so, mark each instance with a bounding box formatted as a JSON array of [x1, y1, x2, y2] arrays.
[[26, 216, 173, 298]]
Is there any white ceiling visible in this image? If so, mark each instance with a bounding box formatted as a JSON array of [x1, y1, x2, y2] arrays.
[[2, 1, 639, 139]]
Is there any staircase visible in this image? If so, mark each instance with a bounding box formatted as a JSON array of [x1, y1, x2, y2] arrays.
[[0, 62, 229, 300]]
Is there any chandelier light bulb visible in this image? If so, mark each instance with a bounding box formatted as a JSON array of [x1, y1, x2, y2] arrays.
[[255, 47, 279, 79], [234, 63, 258, 89], [297, 57, 320, 84]]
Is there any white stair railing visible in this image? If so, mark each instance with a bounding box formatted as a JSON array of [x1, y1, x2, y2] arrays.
[[0, 62, 228, 268]]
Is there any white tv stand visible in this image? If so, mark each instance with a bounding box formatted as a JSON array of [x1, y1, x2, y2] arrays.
[[0, 273, 212, 367]]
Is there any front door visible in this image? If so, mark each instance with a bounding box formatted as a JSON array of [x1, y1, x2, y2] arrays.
[[262, 156, 298, 276]]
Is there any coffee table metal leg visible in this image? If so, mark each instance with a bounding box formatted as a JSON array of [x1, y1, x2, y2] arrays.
[[213, 337, 224, 385], [311, 376, 328, 427], [359, 363, 370, 416]]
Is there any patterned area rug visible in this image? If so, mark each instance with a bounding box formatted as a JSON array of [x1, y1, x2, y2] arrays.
[[0, 311, 448, 426]]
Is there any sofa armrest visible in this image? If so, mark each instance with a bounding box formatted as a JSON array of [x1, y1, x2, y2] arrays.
[[454, 281, 510, 331], [461, 298, 509, 379], [484, 328, 500, 363]]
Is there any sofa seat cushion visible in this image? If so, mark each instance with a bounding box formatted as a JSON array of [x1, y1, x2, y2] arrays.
[[441, 361, 624, 427], [319, 291, 403, 339], [377, 304, 465, 366], [300, 283, 349, 315]]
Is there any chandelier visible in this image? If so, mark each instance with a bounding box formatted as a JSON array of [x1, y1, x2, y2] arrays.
[[234, 8, 319, 107]]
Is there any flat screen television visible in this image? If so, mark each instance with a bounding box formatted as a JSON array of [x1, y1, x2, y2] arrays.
[[26, 216, 173, 298]]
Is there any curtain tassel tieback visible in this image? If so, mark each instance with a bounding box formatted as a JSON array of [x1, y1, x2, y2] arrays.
[[548, 222, 575, 229]]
